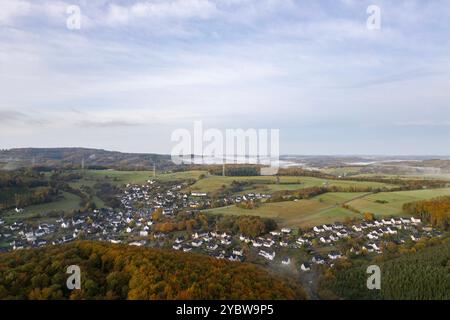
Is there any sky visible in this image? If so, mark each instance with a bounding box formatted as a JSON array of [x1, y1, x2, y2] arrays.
[[0, 0, 450, 155]]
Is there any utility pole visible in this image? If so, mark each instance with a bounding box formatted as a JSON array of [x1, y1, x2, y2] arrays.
[[222, 161, 226, 177]]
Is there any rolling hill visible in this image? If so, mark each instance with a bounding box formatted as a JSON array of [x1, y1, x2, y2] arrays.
[[0, 241, 307, 300]]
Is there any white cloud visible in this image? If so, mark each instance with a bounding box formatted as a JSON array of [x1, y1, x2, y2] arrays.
[[103, 0, 218, 26], [0, 0, 31, 25]]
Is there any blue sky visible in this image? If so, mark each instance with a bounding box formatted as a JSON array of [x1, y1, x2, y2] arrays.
[[0, 0, 449, 155]]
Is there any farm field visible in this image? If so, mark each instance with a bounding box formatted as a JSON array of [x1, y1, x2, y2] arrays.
[[204, 192, 368, 228], [188, 175, 394, 194], [80, 169, 208, 185], [3, 191, 81, 222], [81, 170, 155, 185], [346, 188, 450, 216]]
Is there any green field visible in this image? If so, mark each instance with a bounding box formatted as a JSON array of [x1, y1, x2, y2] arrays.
[[204, 192, 369, 228], [188, 175, 394, 194], [3, 191, 81, 222], [204, 188, 450, 228], [81, 169, 208, 185], [81, 170, 155, 185], [346, 188, 450, 216]]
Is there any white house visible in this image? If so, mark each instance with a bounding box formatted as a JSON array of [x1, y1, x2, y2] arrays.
[[282, 257, 291, 265], [259, 250, 276, 261], [328, 252, 342, 260], [301, 262, 311, 271], [313, 226, 324, 233], [411, 217, 421, 224], [139, 230, 148, 237], [232, 249, 244, 256], [320, 237, 331, 244], [191, 240, 203, 247], [312, 256, 325, 264], [207, 243, 218, 251]]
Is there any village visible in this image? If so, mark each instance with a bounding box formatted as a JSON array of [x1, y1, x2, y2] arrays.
[[0, 179, 444, 272]]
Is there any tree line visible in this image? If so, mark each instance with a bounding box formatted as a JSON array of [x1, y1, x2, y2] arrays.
[[403, 196, 450, 230]]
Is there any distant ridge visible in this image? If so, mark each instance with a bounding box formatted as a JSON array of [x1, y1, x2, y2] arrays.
[[0, 147, 172, 171]]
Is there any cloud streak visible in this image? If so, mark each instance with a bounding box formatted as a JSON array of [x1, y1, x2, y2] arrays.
[[1, 0, 450, 154]]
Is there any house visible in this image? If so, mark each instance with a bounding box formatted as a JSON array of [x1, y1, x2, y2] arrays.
[[252, 241, 262, 248], [214, 253, 225, 260], [336, 229, 349, 238], [175, 236, 184, 244], [259, 250, 276, 261], [25, 232, 36, 242], [352, 225, 362, 232], [129, 241, 145, 247], [228, 255, 241, 262], [282, 257, 291, 265], [239, 235, 251, 243], [411, 217, 421, 224], [300, 262, 311, 271], [400, 218, 411, 224], [139, 231, 148, 237], [263, 241, 274, 248], [221, 237, 232, 246], [320, 236, 331, 244], [281, 228, 292, 234], [172, 244, 182, 250], [313, 226, 324, 233], [183, 247, 192, 252], [329, 235, 339, 242], [232, 249, 244, 256], [63, 235, 75, 243], [35, 229, 46, 237], [312, 255, 325, 264], [280, 241, 289, 247], [191, 240, 203, 247], [332, 222, 344, 229], [191, 192, 207, 197], [328, 252, 342, 260], [323, 224, 333, 231], [270, 231, 281, 236], [207, 243, 218, 251], [387, 227, 397, 235], [367, 233, 378, 240]]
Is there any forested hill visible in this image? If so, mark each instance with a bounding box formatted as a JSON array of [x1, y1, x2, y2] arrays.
[[0, 242, 306, 300], [0, 148, 172, 171], [319, 240, 450, 300]]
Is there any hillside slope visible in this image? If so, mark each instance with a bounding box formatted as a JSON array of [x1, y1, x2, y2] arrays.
[[0, 148, 172, 171], [0, 241, 306, 300], [319, 241, 450, 300]]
